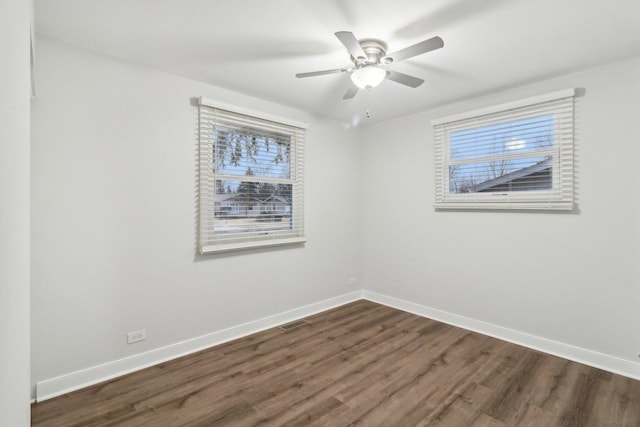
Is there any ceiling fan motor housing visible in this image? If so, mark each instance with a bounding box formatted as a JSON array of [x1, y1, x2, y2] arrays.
[[352, 39, 388, 67]]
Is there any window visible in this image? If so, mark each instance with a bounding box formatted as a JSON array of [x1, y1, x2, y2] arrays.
[[198, 98, 306, 253], [433, 88, 575, 210]]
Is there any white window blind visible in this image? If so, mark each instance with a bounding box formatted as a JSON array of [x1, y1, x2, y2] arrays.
[[198, 97, 306, 253], [433, 88, 575, 210]]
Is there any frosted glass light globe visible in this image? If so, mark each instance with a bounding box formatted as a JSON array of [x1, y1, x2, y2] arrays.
[[350, 66, 386, 90]]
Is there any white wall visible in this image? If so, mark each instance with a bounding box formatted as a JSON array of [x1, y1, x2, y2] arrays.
[[361, 57, 640, 367], [32, 35, 640, 399], [31, 38, 362, 395], [0, 0, 32, 424]]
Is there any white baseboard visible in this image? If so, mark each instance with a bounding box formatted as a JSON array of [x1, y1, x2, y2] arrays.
[[36, 288, 639, 401], [362, 290, 640, 381], [36, 290, 363, 401]]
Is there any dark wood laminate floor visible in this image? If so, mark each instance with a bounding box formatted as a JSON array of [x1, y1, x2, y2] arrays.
[[32, 300, 640, 426]]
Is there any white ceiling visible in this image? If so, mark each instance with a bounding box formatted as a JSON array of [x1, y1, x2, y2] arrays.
[[35, 0, 640, 125]]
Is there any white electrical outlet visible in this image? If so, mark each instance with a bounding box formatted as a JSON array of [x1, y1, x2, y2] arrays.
[[127, 329, 146, 344], [348, 277, 357, 286]]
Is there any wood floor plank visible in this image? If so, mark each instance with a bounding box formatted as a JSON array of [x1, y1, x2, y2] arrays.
[[31, 301, 640, 426]]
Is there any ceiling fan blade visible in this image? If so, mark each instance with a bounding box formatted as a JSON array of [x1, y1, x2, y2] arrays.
[[295, 68, 350, 78], [385, 70, 424, 88], [335, 31, 368, 61], [383, 36, 444, 63], [343, 85, 359, 100]]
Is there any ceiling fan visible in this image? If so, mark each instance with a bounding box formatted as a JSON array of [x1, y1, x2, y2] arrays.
[[296, 31, 444, 99]]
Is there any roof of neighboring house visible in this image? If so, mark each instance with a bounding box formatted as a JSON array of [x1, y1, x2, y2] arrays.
[[471, 158, 551, 192], [261, 195, 289, 203], [214, 193, 241, 203]]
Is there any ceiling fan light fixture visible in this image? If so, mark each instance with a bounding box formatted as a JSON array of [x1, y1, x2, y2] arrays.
[[350, 66, 386, 90], [296, 31, 443, 100]]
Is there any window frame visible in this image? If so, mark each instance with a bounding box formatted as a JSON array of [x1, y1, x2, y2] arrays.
[[198, 97, 307, 254], [433, 88, 575, 211]]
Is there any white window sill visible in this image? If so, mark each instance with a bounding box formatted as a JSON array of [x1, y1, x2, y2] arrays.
[[200, 237, 307, 254], [434, 201, 573, 211]]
